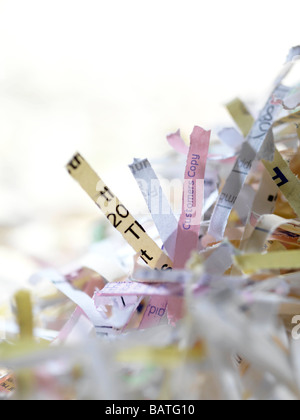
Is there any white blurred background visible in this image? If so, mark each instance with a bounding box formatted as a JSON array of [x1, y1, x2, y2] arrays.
[[0, 0, 300, 286]]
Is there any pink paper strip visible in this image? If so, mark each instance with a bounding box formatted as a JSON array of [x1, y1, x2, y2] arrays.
[[166, 129, 189, 155], [138, 296, 168, 329], [94, 281, 182, 298], [167, 296, 184, 326], [173, 126, 211, 269], [167, 128, 234, 163], [94, 281, 183, 329]]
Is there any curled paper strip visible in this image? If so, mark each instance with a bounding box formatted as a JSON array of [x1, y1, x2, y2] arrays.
[[31, 269, 113, 335], [166, 129, 189, 155], [94, 281, 183, 331], [272, 91, 300, 111]]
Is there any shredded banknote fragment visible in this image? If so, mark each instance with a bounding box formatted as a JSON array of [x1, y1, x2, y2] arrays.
[[2, 46, 300, 400]]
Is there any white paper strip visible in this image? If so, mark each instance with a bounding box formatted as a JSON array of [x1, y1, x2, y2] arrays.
[[208, 84, 289, 241], [129, 158, 178, 260]]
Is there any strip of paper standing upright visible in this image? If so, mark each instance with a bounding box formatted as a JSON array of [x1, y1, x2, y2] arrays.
[[208, 84, 289, 241], [129, 158, 178, 260], [263, 149, 300, 218], [67, 153, 173, 270], [225, 99, 300, 219], [174, 126, 210, 268], [208, 46, 300, 241]]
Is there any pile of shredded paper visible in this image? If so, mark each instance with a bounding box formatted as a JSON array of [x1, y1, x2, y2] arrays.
[[3, 46, 300, 400]]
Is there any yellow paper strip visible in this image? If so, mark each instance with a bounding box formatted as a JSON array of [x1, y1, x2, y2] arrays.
[[262, 149, 300, 218], [117, 343, 205, 367], [0, 340, 48, 360], [273, 109, 300, 127], [226, 99, 300, 218], [14, 290, 33, 340], [226, 98, 254, 137], [242, 214, 295, 253], [234, 249, 300, 274], [67, 153, 173, 270], [227, 99, 300, 132]]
